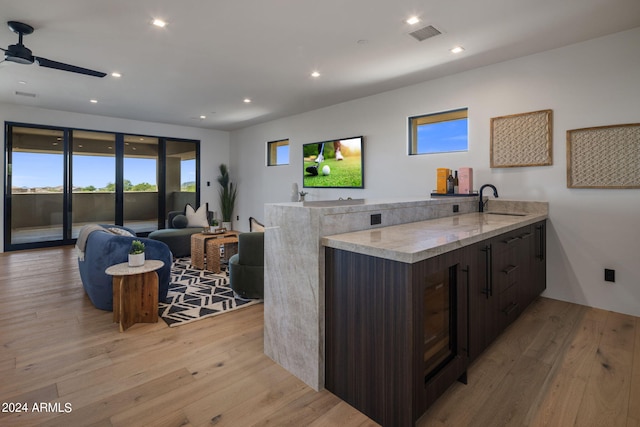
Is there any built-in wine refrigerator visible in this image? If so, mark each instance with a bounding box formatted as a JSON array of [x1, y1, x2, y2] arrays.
[[414, 257, 469, 414]]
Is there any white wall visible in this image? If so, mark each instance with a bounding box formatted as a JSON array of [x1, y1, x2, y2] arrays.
[[230, 27, 640, 317], [1, 104, 230, 251]]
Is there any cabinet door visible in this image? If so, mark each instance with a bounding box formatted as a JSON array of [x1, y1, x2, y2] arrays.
[[468, 242, 501, 362], [532, 221, 547, 296], [414, 248, 469, 414]]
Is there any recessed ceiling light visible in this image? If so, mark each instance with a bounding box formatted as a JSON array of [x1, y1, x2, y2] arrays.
[[406, 16, 421, 25], [451, 46, 465, 54], [18, 80, 27, 85], [152, 19, 166, 28], [111, 72, 122, 78], [200, 115, 206, 119], [243, 98, 252, 104], [311, 71, 321, 78], [90, 99, 98, 103]]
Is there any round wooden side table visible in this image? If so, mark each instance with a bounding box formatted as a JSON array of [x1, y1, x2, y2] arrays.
[[105, 260, 164, 332]]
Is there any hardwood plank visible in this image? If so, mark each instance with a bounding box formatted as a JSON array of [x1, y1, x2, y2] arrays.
[[628, 317, 640, 423], [527, 307, 607, 427], [40, 368, 196, 426], [196, 373, 310, 427], [307, 400, 380, 427], [574, 311, 636, 427]]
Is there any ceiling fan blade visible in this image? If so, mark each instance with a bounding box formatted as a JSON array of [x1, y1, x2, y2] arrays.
[[34, 56, 106, 78]]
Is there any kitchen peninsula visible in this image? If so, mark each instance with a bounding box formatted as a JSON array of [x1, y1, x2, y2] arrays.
[[263, 196, 548, 402], [323, 206, 547, 425]]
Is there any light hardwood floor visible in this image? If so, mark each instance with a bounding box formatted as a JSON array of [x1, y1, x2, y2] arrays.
[[0, 247, 638, 426]]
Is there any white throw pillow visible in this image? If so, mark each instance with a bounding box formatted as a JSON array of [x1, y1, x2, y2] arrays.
[[185, 204, 209, 227]]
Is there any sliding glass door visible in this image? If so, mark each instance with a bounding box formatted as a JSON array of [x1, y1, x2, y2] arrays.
[[71, 130, 116, 239], [166, 139, 198, 217], [4, 123, 200, 251], [123, 135, 159, 234], [7, 126, 66, 246]]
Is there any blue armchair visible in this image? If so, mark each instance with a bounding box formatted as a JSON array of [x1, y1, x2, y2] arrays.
[[78, 225, 173, 311]]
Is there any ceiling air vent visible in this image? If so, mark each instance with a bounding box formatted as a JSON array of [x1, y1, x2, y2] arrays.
[[15, 91, 36, 98], [409, 25, 442, 42]]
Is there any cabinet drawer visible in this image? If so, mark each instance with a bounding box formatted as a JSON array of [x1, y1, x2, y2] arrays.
[[499, 285, 521, 324], [494, 262, 519, 294]]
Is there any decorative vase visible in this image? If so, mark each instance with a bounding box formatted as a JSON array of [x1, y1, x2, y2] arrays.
[[128, 252, 145, 267], [222, 221, 232, 231]]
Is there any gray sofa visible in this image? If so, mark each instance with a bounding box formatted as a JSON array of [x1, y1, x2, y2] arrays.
[[148, 210, 212, 257]]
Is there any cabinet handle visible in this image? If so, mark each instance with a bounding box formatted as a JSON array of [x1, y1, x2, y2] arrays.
[[503, 236, 520, 245], [535, 225, 545, 261], [520, 232, 533, 240], [502, 302, 519, 315], [462, 265, 470, 357], [481, 245, 492, 298], [502, 264, 518, 275]]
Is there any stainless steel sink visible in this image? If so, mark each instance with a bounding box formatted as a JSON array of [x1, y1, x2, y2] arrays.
[[484, 212, 528, 216]]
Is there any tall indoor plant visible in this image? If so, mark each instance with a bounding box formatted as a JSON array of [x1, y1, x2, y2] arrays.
[[217, 163, 237, 229]]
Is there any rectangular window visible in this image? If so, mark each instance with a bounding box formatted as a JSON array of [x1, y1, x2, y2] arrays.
[[409, 108, 468, 155], [267, 139, 289, 166]]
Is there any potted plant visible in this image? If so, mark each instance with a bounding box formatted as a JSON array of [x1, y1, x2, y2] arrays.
[[217, 163, 237, 230], [128, 240, 146, 267]]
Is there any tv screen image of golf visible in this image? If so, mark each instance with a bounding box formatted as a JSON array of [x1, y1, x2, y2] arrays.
[[303, 136, 364, 188]]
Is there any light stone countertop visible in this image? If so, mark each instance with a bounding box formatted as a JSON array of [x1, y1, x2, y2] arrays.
[[321, 209, 548, 264]]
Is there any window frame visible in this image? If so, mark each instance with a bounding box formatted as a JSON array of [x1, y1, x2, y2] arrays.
[[266, 138, 290, 166], [408, 108, 468, 155]]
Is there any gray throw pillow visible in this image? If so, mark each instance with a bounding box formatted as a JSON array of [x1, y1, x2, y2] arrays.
[[172, 214, 188, 229]]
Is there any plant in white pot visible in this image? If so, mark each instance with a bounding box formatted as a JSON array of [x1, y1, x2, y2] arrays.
[[128, 240, 146, 267], [217, 163, 237, 230]]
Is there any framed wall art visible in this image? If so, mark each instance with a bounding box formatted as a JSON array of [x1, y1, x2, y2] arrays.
[[567, 123, 640, 188], [490, 109, 553, 168]]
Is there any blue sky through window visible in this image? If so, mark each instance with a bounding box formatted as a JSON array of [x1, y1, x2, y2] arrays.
[[12, 153, 167, 189], [416, 118, 468, 154], [276, 145, 289, 165]]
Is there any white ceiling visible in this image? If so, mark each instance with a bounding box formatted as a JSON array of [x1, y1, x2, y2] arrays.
[[1, 0, 639, 131]]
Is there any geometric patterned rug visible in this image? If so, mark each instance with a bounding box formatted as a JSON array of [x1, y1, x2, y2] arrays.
[[158, 257, 262, 327]]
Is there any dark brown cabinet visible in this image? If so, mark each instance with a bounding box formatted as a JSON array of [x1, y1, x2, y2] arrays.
[[325, 247, 468, 426], [325, 219, 546, 426], [468, 220, 547, 363]]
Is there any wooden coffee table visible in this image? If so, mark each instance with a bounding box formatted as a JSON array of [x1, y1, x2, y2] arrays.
[[105, 260, 164, 332], [205, 234, 239, 273], [191, 230, 239, 270]]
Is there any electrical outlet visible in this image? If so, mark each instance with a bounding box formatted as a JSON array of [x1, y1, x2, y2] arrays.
[[453, 204, 459, 213], [604, 269, 615, 283], [370, 213, 382, 225], [236, 215, 239, 221]]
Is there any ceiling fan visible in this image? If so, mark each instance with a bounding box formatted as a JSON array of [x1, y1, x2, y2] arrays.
[[1, 21, 106, 78]]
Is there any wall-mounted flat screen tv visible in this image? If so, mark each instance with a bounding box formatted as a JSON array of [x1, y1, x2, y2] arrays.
[[303, 136, 364, 188]]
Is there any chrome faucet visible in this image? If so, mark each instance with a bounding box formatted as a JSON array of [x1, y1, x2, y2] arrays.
[[478, 184, 499, 212]]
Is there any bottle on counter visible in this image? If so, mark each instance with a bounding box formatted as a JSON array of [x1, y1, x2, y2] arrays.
[[453, 170, 459, 194], [447, 170, 454, 194]]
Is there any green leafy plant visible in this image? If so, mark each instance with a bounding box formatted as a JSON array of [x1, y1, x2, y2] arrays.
[[217, 164, 237, 222], [129, 240, 145, 255]]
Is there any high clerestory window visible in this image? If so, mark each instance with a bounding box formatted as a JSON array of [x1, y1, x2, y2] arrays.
[[267, 139, 289, 166], [408, 108, 468, 155]]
